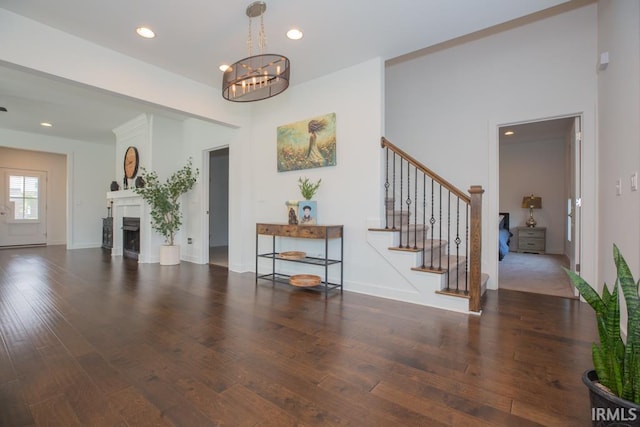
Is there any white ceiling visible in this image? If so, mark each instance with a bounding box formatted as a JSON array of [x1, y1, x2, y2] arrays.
[[500, 117, 576, 145], [0, 0, 581, 144]]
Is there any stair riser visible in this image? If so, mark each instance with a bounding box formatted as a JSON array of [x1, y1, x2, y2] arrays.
[[397, 230, 425, 246], [367, 229, 472, 313], [385, 213, 410, 227]]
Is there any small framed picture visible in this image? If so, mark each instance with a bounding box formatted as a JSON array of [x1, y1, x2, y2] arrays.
[[298, 201, 317, 225]]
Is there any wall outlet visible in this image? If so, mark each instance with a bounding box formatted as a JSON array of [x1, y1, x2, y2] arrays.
[[187, 237, 193, 244]]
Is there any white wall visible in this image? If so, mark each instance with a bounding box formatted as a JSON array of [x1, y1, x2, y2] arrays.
[[500, 139, 566, 254], [181, 118, 243, 267], [386, 4, 598, 289], [247, 59, 416, 298], [151, 116, 184, 179], [0, 146, 67, 245], [0, 129, 113, 248], [245, 58, 417, 297], [597, 0, 640, 300], [113, 114, 151, 188]]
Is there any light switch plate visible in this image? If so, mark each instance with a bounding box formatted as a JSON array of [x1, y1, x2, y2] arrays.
[[632, 172, 638, 191], [616, 178, 622, 196]]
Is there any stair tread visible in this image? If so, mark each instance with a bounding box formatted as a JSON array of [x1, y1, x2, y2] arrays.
[[435, 289, 470, 299], [389, 246, 422, 253], [440, 272, 489, 297], [389, 239, 448, 253], [369, 224, 428, 232], [411, 254, 466, 274]]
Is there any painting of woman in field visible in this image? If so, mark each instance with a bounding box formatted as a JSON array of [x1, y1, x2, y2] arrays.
[[277, 112, 336, 172]]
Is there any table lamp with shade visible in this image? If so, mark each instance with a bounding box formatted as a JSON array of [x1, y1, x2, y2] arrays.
[[522, 194, 542, 228]]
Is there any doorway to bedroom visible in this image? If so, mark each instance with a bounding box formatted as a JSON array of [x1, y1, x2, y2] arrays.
[[498, 116, 580, 298]]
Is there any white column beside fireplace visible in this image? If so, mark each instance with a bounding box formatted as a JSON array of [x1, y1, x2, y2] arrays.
[[107, 189, 163, 263]]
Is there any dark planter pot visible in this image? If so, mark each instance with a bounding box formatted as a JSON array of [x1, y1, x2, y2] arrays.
[[583, 369, 640, 426]]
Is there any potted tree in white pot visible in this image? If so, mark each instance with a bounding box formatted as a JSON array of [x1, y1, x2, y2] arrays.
[[134, 159, 199, 265]]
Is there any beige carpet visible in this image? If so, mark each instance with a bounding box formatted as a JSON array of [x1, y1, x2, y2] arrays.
[[499, 251, 577, 299]]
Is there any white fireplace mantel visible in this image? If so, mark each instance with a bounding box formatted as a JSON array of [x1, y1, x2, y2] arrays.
[[107, 189, 161, 263]]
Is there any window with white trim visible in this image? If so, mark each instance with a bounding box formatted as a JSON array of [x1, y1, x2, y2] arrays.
[[9, 175, 39, 220]]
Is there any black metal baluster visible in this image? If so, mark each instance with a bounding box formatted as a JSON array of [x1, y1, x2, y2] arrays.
[[430, 179, 435, 269], [399, 159, 403, 247], [447, 191, 451, 290], [392, 152, 396, 230], [455, 196, 461, 292], [405, 163, 411, 248], [438, 185, 443, 271], [422, 173, 426, 268], [384, 147, 390, 229], [413, 167, 418, 249], [403, 164, 410, 249]]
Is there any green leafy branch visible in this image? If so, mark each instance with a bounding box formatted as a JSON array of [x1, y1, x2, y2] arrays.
[[298, 176, 321, 200]]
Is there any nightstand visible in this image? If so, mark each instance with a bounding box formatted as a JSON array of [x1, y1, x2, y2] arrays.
[[517, 227, 546, 254]]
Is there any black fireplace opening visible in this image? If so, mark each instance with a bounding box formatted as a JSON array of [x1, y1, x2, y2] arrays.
[[122, 217, 140, 260]]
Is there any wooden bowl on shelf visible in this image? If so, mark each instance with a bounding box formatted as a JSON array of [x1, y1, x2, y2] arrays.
[[277, 251, 306, 260], [289, 274, 321, 287]]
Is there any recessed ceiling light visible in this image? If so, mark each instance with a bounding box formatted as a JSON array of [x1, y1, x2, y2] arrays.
[[219, 64, 230, 72], [286, 28, 303, 40], [504, 130, 514, 136], [136, 26, 156, 39], [40, 122, 52, 127]]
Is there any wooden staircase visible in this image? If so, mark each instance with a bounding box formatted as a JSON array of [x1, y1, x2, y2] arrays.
[[368, 137, 486, 313]]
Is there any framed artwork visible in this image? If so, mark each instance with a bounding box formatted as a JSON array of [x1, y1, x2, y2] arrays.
[[277, 112, 336, 172], [298, 201, 317, 225]]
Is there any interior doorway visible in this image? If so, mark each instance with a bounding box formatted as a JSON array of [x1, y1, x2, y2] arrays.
[[497, 116, 581, 298], [209, 147, 229, 267]]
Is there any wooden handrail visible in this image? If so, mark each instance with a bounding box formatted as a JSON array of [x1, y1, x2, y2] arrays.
[[381, 137, 471, 204]]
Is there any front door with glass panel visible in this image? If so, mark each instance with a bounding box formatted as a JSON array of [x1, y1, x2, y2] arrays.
[[0, 168, 47, 246]]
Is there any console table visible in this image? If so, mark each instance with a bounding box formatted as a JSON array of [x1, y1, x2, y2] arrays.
[[255, 223, 343, 297]]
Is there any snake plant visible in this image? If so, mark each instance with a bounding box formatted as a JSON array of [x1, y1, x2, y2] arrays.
[[565, 244, 640, 404]]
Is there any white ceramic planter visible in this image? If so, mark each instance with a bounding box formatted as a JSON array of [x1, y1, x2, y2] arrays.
[[159, 244, 180, 265]]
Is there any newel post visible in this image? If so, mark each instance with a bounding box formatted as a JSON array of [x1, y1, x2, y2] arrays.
[[468, 185, 484, 312]]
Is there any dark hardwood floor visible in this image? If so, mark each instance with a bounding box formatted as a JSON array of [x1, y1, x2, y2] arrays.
[[0, 246, 597, 426]]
